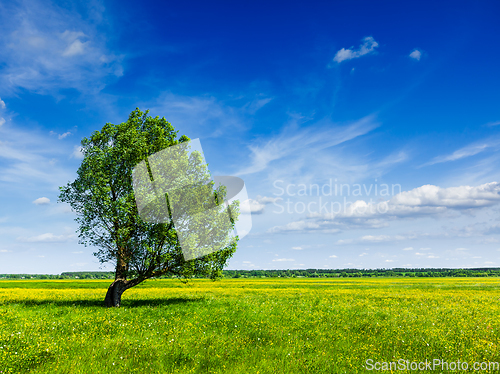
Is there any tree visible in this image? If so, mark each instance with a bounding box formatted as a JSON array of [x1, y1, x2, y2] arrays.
[[59, 109, 238, 307]]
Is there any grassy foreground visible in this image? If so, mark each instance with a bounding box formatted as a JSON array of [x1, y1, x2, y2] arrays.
[[1, 278, 500, 373]]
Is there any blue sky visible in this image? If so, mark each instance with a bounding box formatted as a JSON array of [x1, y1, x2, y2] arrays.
[[1, 0, 500, 273]]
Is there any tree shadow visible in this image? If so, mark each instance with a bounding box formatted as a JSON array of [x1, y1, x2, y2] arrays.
[[1, 297, 204, 309]]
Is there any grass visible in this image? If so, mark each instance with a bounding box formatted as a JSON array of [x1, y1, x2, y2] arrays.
[[1, 278, 500, 373]]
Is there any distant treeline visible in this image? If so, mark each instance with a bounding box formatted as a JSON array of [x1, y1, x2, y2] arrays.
[[223, 268, 500, 278], [1, 268, 500, 279], [0, 272, 115, 280]]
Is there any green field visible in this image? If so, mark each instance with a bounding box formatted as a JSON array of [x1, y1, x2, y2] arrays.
[[1, 278, 500, 373]]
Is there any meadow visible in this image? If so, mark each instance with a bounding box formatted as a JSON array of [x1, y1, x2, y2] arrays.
[[0, 278, 499, 373]]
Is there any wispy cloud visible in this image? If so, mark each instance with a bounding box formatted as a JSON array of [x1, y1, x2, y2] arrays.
[[146, 92, 260, 138], [333, 37, 379, 63], [0, 123, 73, 186], [0, 0, 123, 95], [17, 232, 76, 243], [485, 120, 500, 127], [236, 115, 379, 176], [422, 138, 500, 167]]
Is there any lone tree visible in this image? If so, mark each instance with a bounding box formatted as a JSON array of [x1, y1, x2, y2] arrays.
[[59, 109, 238, 307]]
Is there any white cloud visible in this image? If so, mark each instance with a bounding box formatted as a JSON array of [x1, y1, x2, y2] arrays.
[[329, 255, 337, 258], [268, 181, 500, 234], [0, 125, 72, 186], [17, 232, 76, 243], [409, 49, 422, 61], [422, 138, 500, 166], [236, 115, 379, 176], [361, 235, 391, 242], [389, 182, 500, 209], [256, 195, 280, 204], [0, 0, 123, 95], [292, 246, 303, 250], [0, 118, 5, 127], [486, 121, 500, 127], [333, 37, 379, 63], [402, 247, 414, 251], [0, 249, 11, 253], [72, 145, 84, 159], [268, 220, 341, 234], [62, 39, 87, 57], [272, 258, 295, 262], [240, 199, 266, 214], [456, 247, 468, 251], [335, 239, 354, 245], [33, 197, 50, 205], [0, 98, 5, 109], [147, 92, 246, 138], [240, 195, 281, 214], [58, 131, 71, 140], [245, 97, 273, 114]]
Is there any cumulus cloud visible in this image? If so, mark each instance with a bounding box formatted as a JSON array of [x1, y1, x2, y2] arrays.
[[268, 181, 500, 234], [58, 131, 71, 139], [240, 195, 281, 214], [388, 182, 500, 210], [409, 49, 422, 61], [240, 199, 266, 214], [333, 37, 379, 63], [32, 197, 50, 205]]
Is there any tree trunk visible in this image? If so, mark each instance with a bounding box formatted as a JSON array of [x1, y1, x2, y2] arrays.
[[104, 279, 128, 307]]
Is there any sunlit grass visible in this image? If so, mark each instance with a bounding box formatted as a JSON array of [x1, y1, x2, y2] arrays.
[[1, 278, 499, 373]]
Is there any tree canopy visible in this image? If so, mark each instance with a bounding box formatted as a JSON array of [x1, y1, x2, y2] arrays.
[[59, 109, 238, 307]]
